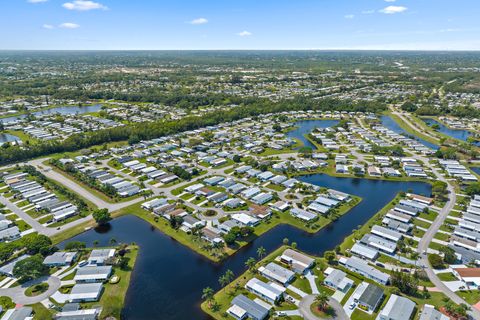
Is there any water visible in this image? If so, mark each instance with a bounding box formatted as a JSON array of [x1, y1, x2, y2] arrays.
[[422, 118, 480, 146], [286, 119, 339, 149], [0, 133, 20, 144], [60, 174, 430, 320], [0, 104, 102, 123], [472, 167, 480, 176], [380, 115, 439, 150]]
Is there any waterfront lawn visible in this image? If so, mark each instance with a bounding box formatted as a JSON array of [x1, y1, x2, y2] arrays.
[[200, 245, 293, 319], [81, 245, 138, 319]]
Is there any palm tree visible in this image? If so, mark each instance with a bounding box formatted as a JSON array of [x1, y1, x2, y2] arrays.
[[245, 257, 257, 273], [314, 292, 330, 311], [219, 275, 228, 290], [257, 246, 266, 259], [93, 240, 99, 247], [201, 287, 215, 308], [224, 269, 235, 285], [109, 238, 117, 246]]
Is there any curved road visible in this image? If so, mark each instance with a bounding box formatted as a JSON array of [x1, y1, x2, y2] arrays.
[[0, 275, 60, 305], [298, 295, 348, 320]]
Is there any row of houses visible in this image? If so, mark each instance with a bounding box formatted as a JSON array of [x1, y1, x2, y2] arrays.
[[439, 159, 478, 182], [3, 171, 78, 223]]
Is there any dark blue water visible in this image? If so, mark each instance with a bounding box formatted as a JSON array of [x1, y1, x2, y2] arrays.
[[286, 120, 339, 149], [380, 115, 439, 150], [472, 167, 480, 176], [60, 174, 430, 320], [0, 133, 20, 144], [0, 104, 102, 123], [422, 118, 480, 146]]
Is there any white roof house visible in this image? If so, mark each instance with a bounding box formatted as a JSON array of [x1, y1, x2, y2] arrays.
[[258, 262, 295, 285]]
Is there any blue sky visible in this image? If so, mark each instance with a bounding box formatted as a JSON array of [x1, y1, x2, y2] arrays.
[[2, 0, 480, 50]]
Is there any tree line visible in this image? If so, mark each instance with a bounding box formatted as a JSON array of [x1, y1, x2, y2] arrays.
[[0, 97, 386, 165]]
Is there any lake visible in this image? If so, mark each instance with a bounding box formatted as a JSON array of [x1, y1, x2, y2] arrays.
[[60, 174, 431, 320], [0, 104, 103, 123], [381, 115, 439, 150], [422, 118, 480, 146], [0, 133, 21, 144], [286, 119, 339, 149]]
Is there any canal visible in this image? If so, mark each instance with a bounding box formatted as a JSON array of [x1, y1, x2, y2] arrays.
[[60, 174, 431, 320]]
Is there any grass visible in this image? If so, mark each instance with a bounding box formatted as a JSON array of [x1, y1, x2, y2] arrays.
[[200, 245, 289, 319], [31, 303, 54, 320], [52, 194, 361, 262], [457, 290, 480, 305], [81, 245, 138, 319], [292, 275, 312, 294], [436, 272, 457, 282], [25, 282, 49, 297]]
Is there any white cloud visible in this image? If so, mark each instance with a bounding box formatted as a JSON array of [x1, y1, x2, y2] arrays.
[[361, 10, 375, 14], [62, 0, 107, 11], [344, 14, 354, 19], [237, 31, 252, 37], [42, 24, 54, 29], [28, 0, 48, 3], [59, 22, 80, 29], [189, 18, 208, 25], [379, 5, 407, 14]]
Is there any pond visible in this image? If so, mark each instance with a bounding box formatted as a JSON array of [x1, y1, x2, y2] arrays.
[[0, 133, 21, 144], [0, 104, 103, 123], [471, 167, 480, 176], [422, 118, 480, 146], [60, 174, 431, 320], [286, 119, 339, 149], [380, 115, 439, 150]]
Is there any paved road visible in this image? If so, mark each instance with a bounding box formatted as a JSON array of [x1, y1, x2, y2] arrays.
[[298, 295, 348, 320], [0, 275, 60, 305]]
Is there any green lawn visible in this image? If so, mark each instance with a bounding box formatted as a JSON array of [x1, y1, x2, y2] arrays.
[[457, 290, 480, 305], [436, 272, 457, 282]]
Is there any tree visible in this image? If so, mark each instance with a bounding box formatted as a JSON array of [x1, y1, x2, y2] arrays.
[[440, 247, 456, 264], [428, 254, 445, 269], [92, 208, 111, 225], [109, 238, 117, 246], [21, 233, 52, 255], [283, 238, 289, 245], [13, 255, 49, 282], [314, 292, 330, 311], [232, 155, 241, 163], [64, 241, 86, 251], [218, 275, 228, 290], [224, 269, 234, 286], [245, 257, 257, 272], [223, 231, 237, 245], [257, 246, 266, 260], [390, 270, 418, 296], [201, 287, 215, 308], [324, 251, 336, 264]]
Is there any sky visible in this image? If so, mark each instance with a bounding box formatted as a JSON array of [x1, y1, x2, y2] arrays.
[[1, 0, 480, 50]]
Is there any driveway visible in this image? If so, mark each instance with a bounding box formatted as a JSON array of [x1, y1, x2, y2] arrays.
[[0, 275, 61, 305]]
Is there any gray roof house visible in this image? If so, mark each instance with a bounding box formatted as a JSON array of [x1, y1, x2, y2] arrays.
[[258, 262, 295, 286], [0, 307, 33, 320], [88, 249, 115, 265], [227, 294, 269, 320], [377, 294, 416, 320], [358, 282, 384, 312], [324, 268, 354, 293], [419, 304, 449, 320], [74, 265, 112, 283], [43, 251, 78, 267], [341, 256, 390, 285], [279, 248, 315, 274], [69, 283, 104, 302]]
